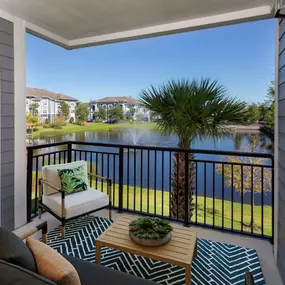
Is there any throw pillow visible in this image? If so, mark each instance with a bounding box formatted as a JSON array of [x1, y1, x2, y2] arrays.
[[26, 238, 81, 285], [58, 166, 87, 195], [0, 226, 37, 272]]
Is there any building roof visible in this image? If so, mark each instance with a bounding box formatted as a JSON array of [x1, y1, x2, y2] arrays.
[[26, 87, 78, 101], [92, 97, 139, 105]]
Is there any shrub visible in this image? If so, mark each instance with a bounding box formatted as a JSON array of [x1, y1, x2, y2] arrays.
[[52, 115, 66, 129], [75, 120, 85, 126], [43, 123, 51, 128], [44, 118, 49, 124], [69, 117, 74, 124]]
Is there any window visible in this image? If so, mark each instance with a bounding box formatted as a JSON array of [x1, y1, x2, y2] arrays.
[[42, 110, 47, 114], [71, 110, 75, 113], [26, 99, 29, 104], [43, 99, 48, 105], [70, 102, 75, 107]]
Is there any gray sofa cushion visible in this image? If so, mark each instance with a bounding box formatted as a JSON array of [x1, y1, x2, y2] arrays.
[[0, 227, 37, 272], [64, 254, 158, 285], [0, 260, 55, 285]]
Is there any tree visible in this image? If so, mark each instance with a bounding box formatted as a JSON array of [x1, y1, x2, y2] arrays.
[[140, 78, 246, 220], [266, 81, 275, 105], [96, 108, 106, 120], [246, 103, 260, 123], [258, 103, 267, 122], [216, 135, 272, 230], [264, 82, 275, 129], [52, 115, 66, 129], [76, 103, 89, 123], [108, 106, 124, 121], [29, 103, 39, 116], [129, 106, 136, 114], [26, 113, 40, 125], [58, 101, 70, 120]]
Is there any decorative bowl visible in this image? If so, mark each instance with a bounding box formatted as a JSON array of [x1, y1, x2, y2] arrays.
[[129, 217, 172, 247], [129, 231, 172, 247]]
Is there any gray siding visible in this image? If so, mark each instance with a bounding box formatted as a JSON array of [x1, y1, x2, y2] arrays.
[[0, 18, 14, 230], [278, 19, 285, 284]]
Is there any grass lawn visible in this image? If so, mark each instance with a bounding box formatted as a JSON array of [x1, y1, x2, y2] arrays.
[[31, 172, 272, 237], [30, 122, 157, 138]]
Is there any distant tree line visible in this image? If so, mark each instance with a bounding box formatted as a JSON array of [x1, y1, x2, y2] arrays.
[[245, 81, 275, 129]]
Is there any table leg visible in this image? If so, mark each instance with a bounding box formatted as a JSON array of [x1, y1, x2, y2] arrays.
[[96, 242, 101, 264], [194, 240, 198, 258], [185, 265, 191, 285]]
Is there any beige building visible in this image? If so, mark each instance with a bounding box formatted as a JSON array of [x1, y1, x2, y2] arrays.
[[26, 88, 78, 122]]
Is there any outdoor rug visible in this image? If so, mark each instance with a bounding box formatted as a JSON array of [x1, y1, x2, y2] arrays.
[[46, 215, 265, 285]]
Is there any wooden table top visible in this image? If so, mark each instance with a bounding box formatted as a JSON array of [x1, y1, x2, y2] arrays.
[[96, 215, 197, 267]]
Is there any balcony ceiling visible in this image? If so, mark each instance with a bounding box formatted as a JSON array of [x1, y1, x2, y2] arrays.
[[0, 0, 275, 49]]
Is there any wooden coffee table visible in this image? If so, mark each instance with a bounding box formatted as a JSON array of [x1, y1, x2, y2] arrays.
[[96, 215, 197, 285]]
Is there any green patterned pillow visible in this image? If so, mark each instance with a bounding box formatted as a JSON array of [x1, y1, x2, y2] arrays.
[[57, 166, 87, 195]]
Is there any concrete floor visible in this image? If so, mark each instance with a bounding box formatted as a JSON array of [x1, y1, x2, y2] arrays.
[[14, 210, 283, 285]]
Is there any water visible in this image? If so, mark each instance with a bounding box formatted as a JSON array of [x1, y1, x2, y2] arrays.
[[28, 128, 273, 206], [28, 128, 272, 152]]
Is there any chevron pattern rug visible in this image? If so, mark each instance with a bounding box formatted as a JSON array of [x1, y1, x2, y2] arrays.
[[46, 215, 265, 285]]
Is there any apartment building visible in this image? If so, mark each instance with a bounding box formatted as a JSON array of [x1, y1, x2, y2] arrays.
[[89, 96, 150, 120], [26, 88, 78, 122]]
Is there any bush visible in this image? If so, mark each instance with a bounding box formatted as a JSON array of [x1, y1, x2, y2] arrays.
[[44, 118, 49, 124], [42, 123, 51, 128], [75, 120, 85, 126], [69, 117, 74, 124], [52, 115, 66, 129]]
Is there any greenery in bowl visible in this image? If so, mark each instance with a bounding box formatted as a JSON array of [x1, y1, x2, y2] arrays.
[[129, 217, 173, 240]]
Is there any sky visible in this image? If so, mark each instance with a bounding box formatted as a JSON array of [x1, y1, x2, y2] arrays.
[[26, 19, 275, 103]]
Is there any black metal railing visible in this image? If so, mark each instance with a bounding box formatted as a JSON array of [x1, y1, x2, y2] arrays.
[[26, 141, 274, 241]]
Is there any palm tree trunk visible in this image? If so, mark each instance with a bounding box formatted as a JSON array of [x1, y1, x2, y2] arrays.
[[170, 146, 195, 221]]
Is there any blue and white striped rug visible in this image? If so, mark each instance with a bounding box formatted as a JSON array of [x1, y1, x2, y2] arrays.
[[46, 215, 265, 285]]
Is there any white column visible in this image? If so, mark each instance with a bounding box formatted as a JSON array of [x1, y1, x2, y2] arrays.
[[14, 17, 26, 228], [274, 19, 279, 261]]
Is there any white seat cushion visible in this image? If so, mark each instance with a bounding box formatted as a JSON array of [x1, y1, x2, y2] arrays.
[[42, 187, 109, 219]]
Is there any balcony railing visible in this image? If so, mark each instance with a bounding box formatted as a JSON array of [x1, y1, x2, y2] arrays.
[[26, 141, 274, 241]]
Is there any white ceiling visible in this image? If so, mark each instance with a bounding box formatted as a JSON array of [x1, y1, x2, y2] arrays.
[[0, 0, 275, 48]]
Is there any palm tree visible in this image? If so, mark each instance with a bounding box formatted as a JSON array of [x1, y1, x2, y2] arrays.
[[139, 78, 246, 221], [29, 102, 40, 116]]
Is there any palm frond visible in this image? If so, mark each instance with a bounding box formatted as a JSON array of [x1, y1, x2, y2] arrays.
[[139, 78, 246, 147]]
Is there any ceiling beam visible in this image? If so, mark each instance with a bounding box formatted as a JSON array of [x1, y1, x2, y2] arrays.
[[68, 5, 273, 49]]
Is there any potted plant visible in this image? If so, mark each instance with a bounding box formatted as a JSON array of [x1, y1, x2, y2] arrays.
[[129, 217, 173, 246]]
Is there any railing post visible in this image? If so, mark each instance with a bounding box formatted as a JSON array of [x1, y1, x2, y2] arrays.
[[26, 147, 34, 223], [184, 152, 189, 226], [67, 142, 72, 163], [118, 147, 124, 212]]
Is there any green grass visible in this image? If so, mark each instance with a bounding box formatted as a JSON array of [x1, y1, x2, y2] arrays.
[[30, 172, 272, 237], [30, 122, 157, 138]]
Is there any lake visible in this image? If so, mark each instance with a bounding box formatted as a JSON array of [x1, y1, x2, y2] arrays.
[[27, 128, 273, 206]]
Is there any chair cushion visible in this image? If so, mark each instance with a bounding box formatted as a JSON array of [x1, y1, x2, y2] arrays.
[[43, 187, 109, 219], [0, 260, 56, 285], [63, 254, 158, 285], [0, 226, 37, 272], [42, 161, 88, 195], [58, 166, 88, 195], [26, 238, 81, 285]]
